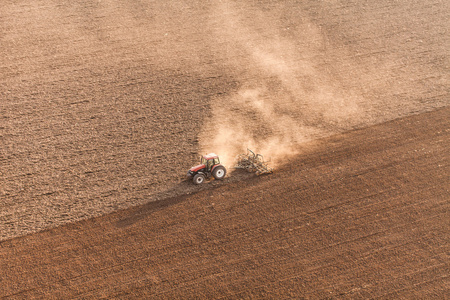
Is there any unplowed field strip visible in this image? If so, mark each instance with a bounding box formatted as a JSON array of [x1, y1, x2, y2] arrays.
[[1, 107, 448, 299]]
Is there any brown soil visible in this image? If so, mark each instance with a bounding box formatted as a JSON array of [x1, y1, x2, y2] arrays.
[[1, 0, 449, 298], [1, 107, 449, 298]]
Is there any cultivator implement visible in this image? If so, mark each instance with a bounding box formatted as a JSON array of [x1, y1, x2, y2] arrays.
[[235, 149, 273, 175]]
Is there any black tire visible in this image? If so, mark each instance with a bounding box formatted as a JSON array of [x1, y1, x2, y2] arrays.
[[212, 166, 226, 180], [193, 173, 205, 185]]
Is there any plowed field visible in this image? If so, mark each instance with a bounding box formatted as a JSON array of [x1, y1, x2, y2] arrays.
[[1, 0, 449, 298], [1, 107, 449, 298]]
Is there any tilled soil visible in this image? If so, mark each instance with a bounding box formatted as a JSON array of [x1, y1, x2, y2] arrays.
[[1, 107, 449, 298], [1, 0, 448, 241], [1, 0, 449, 298]]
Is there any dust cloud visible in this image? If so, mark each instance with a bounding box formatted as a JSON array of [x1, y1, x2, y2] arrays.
[[199, 1, 363, 168]]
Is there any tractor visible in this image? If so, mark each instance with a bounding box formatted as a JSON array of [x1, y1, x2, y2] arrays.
[[187, 153, 227, 184]]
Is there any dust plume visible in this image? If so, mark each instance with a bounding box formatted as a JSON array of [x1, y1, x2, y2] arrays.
[[199, 1, 362, 169]]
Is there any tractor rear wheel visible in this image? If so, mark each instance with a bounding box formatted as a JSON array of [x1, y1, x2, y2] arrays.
[[212, 166, 226, 180], [193, 173, 205, 185]]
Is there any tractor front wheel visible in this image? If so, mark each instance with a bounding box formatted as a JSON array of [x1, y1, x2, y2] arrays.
[[193, 173, 205, 185], [212, 166, 227, 180]]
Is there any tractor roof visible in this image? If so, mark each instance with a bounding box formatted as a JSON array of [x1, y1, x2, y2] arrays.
[[203, 153, 218, 160]]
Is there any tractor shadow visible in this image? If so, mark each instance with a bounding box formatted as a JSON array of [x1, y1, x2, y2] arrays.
[[115, 191, 189, 229], [115, 170, 254, 228]]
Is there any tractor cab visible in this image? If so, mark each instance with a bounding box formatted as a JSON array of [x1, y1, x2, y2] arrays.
[[202, 153, 220, 171], [187, 153, 226, 184]]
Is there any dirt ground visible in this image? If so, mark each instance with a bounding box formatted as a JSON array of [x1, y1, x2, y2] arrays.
[[1, 107, 449, 298], [0, 0, 449, 298]]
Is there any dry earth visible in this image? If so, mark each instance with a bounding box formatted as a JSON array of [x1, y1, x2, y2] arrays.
[[1, 107, 449, 298], [0, 0, 449, 298]]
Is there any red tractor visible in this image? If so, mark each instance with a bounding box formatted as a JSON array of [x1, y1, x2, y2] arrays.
[[187, 153, 227, 184]]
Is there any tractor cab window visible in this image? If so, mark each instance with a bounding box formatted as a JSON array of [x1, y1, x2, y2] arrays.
[[214, 158, 220, 165], [207, 159, 214, 171], [201, 157, 207, 165]]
